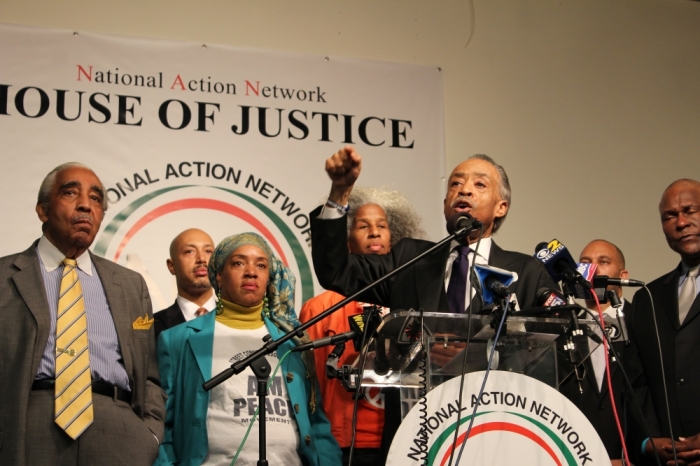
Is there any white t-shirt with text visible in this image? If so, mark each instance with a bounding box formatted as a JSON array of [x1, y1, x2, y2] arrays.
[[203, 322, 301, 466]]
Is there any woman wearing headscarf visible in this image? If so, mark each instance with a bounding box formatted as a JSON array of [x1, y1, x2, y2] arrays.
[[154, 232, 341, 466]]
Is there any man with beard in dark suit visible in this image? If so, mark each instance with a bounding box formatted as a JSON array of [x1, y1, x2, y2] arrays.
[[154, 228, 216, 341], [631, 178, 700, 465], [310, 146, 557, 460]]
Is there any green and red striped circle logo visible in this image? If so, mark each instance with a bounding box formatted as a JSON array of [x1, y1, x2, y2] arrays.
[[388, 372, 608, 466], [427, 411, 577, 466]]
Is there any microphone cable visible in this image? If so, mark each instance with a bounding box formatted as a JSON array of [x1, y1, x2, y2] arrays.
[[347, 305, 378, 466], [454, 296, 511, 465], [580, 307, 662, 466], [643, 285, 678, 464], [447, 226, 483, 466], [230, 349, 293, 465], [590, 291, 631, 465]]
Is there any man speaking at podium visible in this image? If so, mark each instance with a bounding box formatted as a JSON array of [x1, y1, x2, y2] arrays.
[[310, 146, 557, 459]]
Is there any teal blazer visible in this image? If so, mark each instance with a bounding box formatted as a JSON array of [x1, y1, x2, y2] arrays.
[[154, 311, 341, 466]]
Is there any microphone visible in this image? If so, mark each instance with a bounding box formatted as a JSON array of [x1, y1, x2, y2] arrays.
[[486, 277, 511, 299], [592, 275, 645, 287], [535, 287, 567, 307], [604, 289, 630, 345], [473, 264, 518, 305], [293, 330, 357, 352], [607, 289, 622, 309], [446, 213, 482, 239], [534, 240, 593, 295]]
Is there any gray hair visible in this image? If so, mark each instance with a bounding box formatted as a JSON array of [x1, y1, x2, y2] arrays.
[[467, 154, 511, 233], [37, 162, 109, 212], [347, 186, 426, 247]]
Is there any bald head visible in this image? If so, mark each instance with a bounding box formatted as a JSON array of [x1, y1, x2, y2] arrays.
[[580, 239, 626, 269], [169, 228, 212, 257], [167, 228, 215, 303], [659, 179, 700, 266]]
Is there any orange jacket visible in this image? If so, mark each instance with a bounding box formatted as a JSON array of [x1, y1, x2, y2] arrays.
[[299, 291, 384, 448]]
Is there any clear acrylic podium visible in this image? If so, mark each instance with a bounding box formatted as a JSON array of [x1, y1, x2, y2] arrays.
[[357, 310, 600, 417]]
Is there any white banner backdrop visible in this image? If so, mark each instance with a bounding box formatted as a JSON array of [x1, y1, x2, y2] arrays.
[[0, 23, 446, 311]]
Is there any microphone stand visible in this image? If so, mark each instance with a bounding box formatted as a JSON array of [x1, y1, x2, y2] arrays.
[[202, 219, 480, 463], [561, 281, 587, 394], [250, 356, 271, 466]]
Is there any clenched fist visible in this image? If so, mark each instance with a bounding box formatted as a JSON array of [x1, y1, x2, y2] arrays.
[[325, 146, 362, 205]]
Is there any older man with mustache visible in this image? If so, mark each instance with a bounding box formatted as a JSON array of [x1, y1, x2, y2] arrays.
[[0, 162, 165, 466]]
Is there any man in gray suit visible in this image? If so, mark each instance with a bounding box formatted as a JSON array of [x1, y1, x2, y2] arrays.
[[0, 162, 166, 465]]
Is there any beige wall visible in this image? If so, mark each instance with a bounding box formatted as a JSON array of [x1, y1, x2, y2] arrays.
[[1, 0, 699, 285]]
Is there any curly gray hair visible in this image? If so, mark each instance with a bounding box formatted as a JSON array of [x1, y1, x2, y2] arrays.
[[347, 186, 426, 247]]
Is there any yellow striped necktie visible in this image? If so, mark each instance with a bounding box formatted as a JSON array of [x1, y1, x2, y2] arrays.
[[55, 257, 93, 439]]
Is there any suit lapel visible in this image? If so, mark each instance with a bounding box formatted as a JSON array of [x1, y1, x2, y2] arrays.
[[187, 312, 215, 381], [168, 302, 187, 326], [11, 244, 52, 375], [661, 266, 682, 331], [92, 255, 134, 378], [600, 341, 626, 399], [585, 353, 603, 398], [413, 241, 451, 313], [488, 241, 517, 270], [683, 296, 700, 327]]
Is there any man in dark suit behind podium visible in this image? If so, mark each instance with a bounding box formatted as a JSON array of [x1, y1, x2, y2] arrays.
[[630, 178, 700, 464], [153, 228, 216, 341], [310, 146, 557, 459]]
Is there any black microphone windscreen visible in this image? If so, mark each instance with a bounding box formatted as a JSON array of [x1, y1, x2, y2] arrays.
[[446, 213, 478, 235], [446, 213, 465, 234], [536, 287, 552, 303]]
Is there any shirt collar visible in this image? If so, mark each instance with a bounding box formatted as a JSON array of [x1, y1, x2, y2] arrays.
[[585, 298, 624, 319], [37, 235, 94, 276], [176, 293, 217, 321], [680, 262, 700, 277], [450, 236, 492, 262]]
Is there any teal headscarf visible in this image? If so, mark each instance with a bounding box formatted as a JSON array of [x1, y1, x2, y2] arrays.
[[208, 232, 318, 410], [209, 232, 299, 329]]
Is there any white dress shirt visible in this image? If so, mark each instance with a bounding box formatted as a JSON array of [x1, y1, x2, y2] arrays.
[[176, 293, 217, 321]]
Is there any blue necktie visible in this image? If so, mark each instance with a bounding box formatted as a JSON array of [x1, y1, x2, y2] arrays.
[[447, 246, 470, 313]]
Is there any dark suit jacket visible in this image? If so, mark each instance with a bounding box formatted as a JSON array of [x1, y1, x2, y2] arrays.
[[630, 264, 700, 439], [0, 242, 166, 465], [154, 301, 186, 341], [558, 300, 657, 463], [310, 206, 558, 456]]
